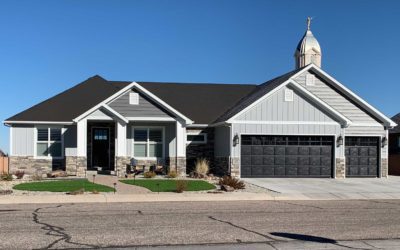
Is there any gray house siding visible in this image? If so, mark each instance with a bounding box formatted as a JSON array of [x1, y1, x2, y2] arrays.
[[214, 126, 231, 157], [236, 86, 337, 123], [64, 125, 77, 157], [294, 71, 381, 124], [11, 125, 34, 156], [108, 89, 173, 118]]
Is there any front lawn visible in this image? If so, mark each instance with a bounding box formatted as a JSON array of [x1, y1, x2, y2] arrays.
[[13, 179, 115, 192], [120, 179, 215, 192]]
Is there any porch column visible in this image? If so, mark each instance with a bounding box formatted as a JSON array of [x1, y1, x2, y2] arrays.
[[115, 120, 128, 177], [74, 119, 87, 177], [175, 120, 187, 176]]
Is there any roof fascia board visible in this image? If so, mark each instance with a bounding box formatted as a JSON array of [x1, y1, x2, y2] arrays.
[[133, 82, 194, 124], [288, 80, 351, 126], [3, 121, 74, 125], [73, 82, 136, 122], [101, 104, 129, 124], [309, 65, 396, 127], [225, 65, 314, 123]]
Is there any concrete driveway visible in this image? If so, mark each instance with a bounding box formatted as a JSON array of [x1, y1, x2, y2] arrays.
[[243, 176, 400, 200]]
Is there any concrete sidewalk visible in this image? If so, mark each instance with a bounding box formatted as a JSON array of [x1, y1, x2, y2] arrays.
[[2, 190, 400, 204]]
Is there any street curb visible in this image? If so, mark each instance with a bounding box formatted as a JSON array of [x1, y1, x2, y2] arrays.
[[1, 191, 400, 204]]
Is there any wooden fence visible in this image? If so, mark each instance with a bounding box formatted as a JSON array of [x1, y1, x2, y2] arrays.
[[0, 157, 9, 174]]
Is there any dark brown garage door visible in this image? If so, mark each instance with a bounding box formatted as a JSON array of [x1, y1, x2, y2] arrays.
[[241, 135, 334, 178], [345, 137, 379, 177]]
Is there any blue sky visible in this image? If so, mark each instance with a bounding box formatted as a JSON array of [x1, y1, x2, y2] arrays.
[[1, 0, 400, 153]]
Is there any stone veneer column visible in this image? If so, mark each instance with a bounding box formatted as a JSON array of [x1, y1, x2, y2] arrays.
[[76, 157, 87, 177], [381, 158, 388, 178], [115, 156, 130, 177], [167, 157, 186, 176], [335, 158, 345, 179], [230, 157, 240, 177]]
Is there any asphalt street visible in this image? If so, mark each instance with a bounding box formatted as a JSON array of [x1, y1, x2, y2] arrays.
[[1, 200, 400, 249]]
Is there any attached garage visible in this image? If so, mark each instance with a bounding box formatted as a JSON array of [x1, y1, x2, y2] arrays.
[[241, 135, 334, 178], [345, 137, 379, 177]]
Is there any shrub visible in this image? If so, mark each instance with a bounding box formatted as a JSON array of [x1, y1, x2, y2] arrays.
[[143, 171, 156, 178], [218, 176, 245, 190], [14, 171, 25, 179], [0, 173, 13, 181], [195, 158, 209, 176], [91, 189, 99, 194], [176, 179, 188, 193], [167, 170, 178, 178]]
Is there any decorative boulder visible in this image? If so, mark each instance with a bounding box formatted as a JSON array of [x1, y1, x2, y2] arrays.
[[221, 185, 234, 192]]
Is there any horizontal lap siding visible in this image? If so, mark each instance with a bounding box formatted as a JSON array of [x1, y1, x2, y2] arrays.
[[236, 86, 336, 122], [108, 90, 173, 118], [294, 71, 380, 124]]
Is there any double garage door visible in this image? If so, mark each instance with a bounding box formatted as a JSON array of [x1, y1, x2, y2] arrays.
[[241, 135, 379, 178]]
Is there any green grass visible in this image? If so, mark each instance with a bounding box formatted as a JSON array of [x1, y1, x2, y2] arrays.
[[120, 179, 216, 192], [13, 179, 115, 192]]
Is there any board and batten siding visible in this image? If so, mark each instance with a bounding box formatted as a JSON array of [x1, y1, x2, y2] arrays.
[[11, 125, 34, 156], [294, 71, 381, 124], [108, 89, 173, 118], [235, 86, 337, 122]]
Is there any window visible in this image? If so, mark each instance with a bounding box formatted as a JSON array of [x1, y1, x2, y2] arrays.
[[284, 89, 294, 102], [306, 74, 315, 86], [36, 128, 62, 158], [129, 92, 139, 105], [187, 133, 207, 144], [133, 128, 163, 158], [397, 136, 400, 148]]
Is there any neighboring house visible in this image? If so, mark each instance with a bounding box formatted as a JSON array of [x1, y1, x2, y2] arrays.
[[389, 113, 400, 175], [4, 21, 396, 178]]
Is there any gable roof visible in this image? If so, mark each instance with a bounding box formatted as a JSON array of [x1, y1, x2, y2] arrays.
[[4, 76, 256, 125], [214, 66, 307, 123], [5, 75, 126, 123]]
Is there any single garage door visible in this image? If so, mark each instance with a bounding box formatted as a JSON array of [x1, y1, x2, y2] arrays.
[[241, 135, 334, 178], [345, 137, 379, 177]]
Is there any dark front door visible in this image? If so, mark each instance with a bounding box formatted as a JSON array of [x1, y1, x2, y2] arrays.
[[92, 128, 110, 170], [345, 137, 379, 177], [241, 135, 334, 178]]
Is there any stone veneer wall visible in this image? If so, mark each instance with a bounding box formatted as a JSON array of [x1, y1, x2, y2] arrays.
[[381, 158, 388, 178], [9, 156, 63, 176], [335, 158, 345, 179], [230, 157, 240, 177], [186, 127, 215, 173], [66, 156, 87, 177]]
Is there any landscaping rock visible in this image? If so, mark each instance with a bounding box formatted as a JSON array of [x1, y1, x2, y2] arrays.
[[67, 188, 85, 195], [47, 170, 68, 178], [0, 190, 13, 195], [221, 185, 234, 192]]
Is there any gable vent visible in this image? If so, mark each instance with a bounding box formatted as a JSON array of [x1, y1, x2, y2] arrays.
[[284, 89, 294, 102], [306, 74, 315, 86], [129, 92, 139, 105]]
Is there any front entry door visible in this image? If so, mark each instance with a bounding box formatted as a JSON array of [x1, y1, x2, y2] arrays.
[[92, 128, 110, 170]]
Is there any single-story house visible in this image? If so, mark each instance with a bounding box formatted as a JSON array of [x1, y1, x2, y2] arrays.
[[4, 22, 396, 178], [389, 113, 400, 175]]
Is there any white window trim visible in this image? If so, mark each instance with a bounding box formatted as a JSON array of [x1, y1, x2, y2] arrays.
[[306, 73, 315, 86], [129, 92, 139, 105], [284, 88, 294, 102], [131, 126, 165, 160], [34, 126, 65, 159], [186, 132, 207, 144]]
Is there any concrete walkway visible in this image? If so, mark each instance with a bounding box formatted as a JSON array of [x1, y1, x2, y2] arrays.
[[94, 174, 151, 194]]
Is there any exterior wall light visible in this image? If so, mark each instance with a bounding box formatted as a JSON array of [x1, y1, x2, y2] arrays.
[[233, 134, 240, 147], [337, 135, 343, 146], [382, 137, 388, 147]]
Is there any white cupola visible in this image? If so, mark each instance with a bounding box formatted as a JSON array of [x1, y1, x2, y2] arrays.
[[295, 17, 322, 68]]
